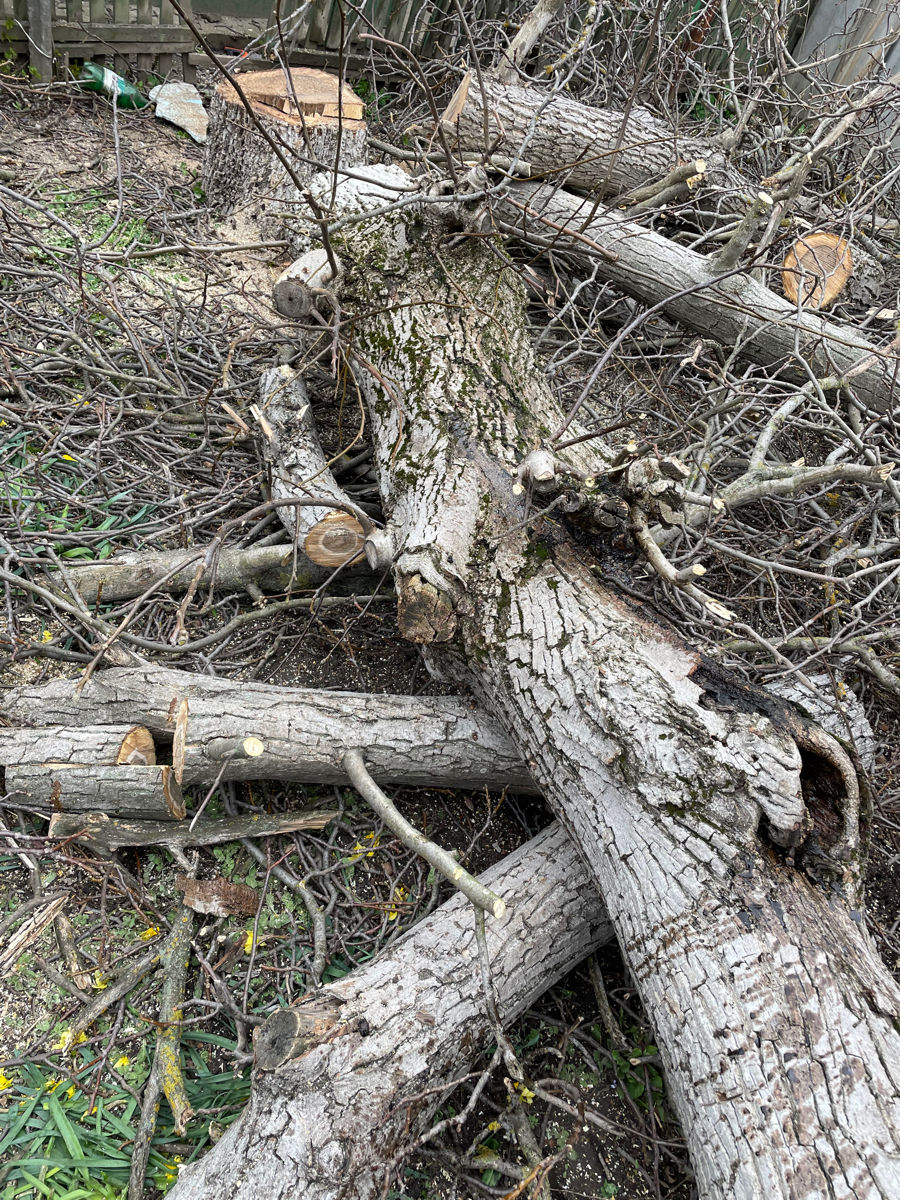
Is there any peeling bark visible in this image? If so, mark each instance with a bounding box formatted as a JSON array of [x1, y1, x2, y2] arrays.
[[168, 822, 614, 1200]]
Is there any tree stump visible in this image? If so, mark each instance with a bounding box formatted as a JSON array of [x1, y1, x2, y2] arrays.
[[204, 68, 368, 246]]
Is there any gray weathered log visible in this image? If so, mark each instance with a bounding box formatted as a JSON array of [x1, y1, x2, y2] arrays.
[[6, 762, 184, 820], [0, 724, 154, 768], [257, 366, 367, 568], [168, 821, 614, 1200], [321, 171, 900, 1199], [0, 668, 535, 793], [46, 543, 347, 605], [496, 180, 898, 411], [444, 72, 738, 200]]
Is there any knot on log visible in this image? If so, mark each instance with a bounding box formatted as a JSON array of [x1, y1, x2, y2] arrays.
[[254, 993, 344, 1071], [623, 455, 690, 527], [398, 574, 457, 644]]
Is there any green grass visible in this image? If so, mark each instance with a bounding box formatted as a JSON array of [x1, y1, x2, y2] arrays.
[[0, 1043, 251, 1198]]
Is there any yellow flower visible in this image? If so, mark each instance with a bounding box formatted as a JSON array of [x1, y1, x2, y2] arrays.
[[347, 832, 380, 863], [114, 1055, 130, 1070], [0, 1072, 14, 1090], [139, 926, 160, 941], [65, 1085, 76, 1099], [41, 630, 53, 643], [52, 1029, 87, 1052], [45, 1078, 62, 1093], [387, 885, 408, 921], [61, 454, 76, 461], [487, 1120, 500, 1132], [92, 969, 108, 990], [243, 930, 254, 953]]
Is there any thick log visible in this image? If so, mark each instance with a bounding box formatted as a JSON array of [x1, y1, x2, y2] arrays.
[[48, 543, 349, 605], [496, 180, 898, 411], [443, 72, 737, 200], [0, 723, 181, 819], [0, 724, 154, 768], [257, 366, 367, 568], [168, 821, 614, 1200], [6, 763, 184, 821], [0, 668, 535, 793], [204, 68, 367, 245], [325, 176, 900, 1198]]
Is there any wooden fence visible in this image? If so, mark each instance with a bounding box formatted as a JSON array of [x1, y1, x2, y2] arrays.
[[6, 1, 195, 82], [6, 0, 900, 90]]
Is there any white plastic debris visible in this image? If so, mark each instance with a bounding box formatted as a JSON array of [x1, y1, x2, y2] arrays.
[[149, 82, 208, 144]]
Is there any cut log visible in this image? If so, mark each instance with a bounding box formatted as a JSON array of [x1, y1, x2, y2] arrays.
[[0, 723, 179, 818], [322, 175, 900, 1198], [6, 763, 184, 821], [47, 543, 355, 605], [782, 230, 854, 309], [203, 68, 367, 244], [0, 668, 535, 793], [272, 248, 340, 319], [495, 180, 897, 411], [167, 822, 614, 1200], [256, 366, 367, 568], [442, 72, 739, 201], [0, 724, 155, 769]]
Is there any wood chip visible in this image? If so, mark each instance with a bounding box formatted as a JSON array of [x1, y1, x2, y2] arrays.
[[175, 874, 259, 917]]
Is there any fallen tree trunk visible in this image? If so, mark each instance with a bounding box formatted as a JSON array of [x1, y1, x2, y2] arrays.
[[0, 668, 535, 793], [168, 821, 614, 1200], [321, 171, 900, 1197], [495, 180, 899, 411], [442, 71, 739, 200]]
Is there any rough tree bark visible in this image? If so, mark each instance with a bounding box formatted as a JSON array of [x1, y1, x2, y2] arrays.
[[291, 167, 900, 1198], [0, 667, 534, 793], [48, 543, 348, 604], [492, 181, 897, 411], [442, 71, 738, 199], [168, 822, 614, 1200]]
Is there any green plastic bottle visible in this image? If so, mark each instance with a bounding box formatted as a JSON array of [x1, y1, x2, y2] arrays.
[[78, 62, 148, 109]]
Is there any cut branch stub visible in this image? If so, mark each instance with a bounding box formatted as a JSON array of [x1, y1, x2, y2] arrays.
[[253, 993, 344, 1072], [781, 232, 853, 309], [272, 249, 342, 320]]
